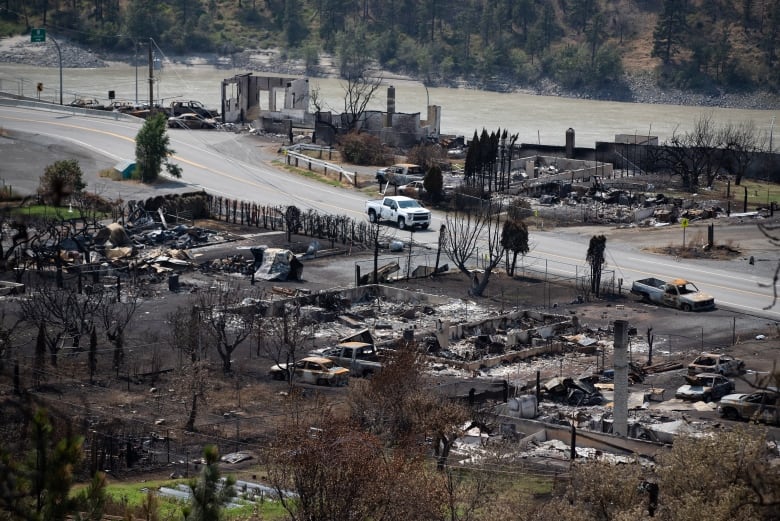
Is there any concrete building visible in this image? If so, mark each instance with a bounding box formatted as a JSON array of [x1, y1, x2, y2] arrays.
[[221, 73, 312, 133]]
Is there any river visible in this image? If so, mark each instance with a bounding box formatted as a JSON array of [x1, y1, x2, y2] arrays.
[[1, 62, 777, 148]]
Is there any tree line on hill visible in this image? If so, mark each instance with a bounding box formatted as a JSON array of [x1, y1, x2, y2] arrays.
[[3, 0, 780, 95]]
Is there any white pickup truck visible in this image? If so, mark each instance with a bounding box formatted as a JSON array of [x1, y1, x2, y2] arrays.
[[631, 277, 715, 311], [365, 195, 431, 230]]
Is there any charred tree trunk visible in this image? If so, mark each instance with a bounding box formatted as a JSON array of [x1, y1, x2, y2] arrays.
[[185, 393, 198, 432]]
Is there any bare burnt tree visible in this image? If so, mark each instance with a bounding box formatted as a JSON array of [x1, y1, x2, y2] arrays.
[[349, 345, 427, 443], [98, 288, 140, 376], [308, 84, 326, 113], [348, 342, 469, 471], [0, 307, 23, 373], [165, 306, 213, 431], [19, 281, 106, 367], [443, 200, 506, 296], [0, 213, 65, 282], [721, 120, 765, 185], [267, 400, 449, 521], [258, 302, 318, 394], [340, 56, 383, 131], [658, 115, 724, 191], [284, 205, 302, 242], [267, 406, 386, 521], [166, 305, 209, 367], [183, 360, 210, 432], [0, 213, 36, 273], [758, 222, 780, 310], [196, 283, 258, 374]]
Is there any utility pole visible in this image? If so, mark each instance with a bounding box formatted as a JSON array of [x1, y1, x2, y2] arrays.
[[148, 39, 154, 109], [134, 38, 138, 105]]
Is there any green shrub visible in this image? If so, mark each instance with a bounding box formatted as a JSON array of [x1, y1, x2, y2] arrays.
[[338, 132, 387, 165], [38, 159, 85, 206]]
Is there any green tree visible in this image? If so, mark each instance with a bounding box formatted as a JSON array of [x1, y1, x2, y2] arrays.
[[652, 0, 689, 65], [38, 159, 85, 207], [125, 0, 172, 41], [586, 234, 607, 297], [183, 445, 235, 521], [500, 218, 529, 277], [0, 408, 84, 521], [135, 113, 182, 183], [75, 471, 107, 521], [282, 0, 308, 46]]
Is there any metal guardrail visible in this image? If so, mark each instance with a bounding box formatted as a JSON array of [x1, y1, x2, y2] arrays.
[[0, 95, 142, 123], [283, 146, 355, 185]]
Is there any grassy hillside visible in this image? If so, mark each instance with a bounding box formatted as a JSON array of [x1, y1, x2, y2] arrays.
[[2, 0, 779, 94]]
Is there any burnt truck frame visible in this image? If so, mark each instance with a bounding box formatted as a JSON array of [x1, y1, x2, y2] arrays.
[[631, 277, 715, 311], [317, 341, 382, 378]]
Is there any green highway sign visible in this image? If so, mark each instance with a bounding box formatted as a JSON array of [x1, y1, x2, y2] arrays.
[[31, 28, 46, 43]]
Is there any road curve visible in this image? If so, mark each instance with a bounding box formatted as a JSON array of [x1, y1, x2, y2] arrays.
[[2, 102, 779, 321]]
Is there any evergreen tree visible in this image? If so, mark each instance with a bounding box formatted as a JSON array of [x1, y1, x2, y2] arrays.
[[135, 113, 182, 183], [652, 0, 689, 64], [586, 234, 607, 297], [76, 471, 107, 521], [423, 165, 443, 203], [0, 408, 84, 521], [464, 131, 479, 182], [183, 445, 235, 521], [500, 219, 529, 277]]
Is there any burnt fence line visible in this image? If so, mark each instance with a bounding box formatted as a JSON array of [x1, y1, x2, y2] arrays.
[[204, 193, 375, 248]]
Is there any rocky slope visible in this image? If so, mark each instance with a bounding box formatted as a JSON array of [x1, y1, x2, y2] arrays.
[[2, 35, 779, 110]]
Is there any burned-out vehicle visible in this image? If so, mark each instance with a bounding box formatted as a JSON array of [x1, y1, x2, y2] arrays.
[[269, 356, 350, 386], [675, 373, 734, 402], [687, 353, 745, 376], [718, 389, 780, 425], [542, 377, 603, 406]]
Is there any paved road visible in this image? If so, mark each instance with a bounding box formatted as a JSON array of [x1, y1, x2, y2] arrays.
[[2, 101, 779, 321]]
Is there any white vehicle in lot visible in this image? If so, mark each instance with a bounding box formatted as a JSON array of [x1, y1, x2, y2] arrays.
[[365, 195, 431, 230], [675, 373, 734, 402]]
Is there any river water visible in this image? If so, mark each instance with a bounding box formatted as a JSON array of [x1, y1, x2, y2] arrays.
[[1, 62, 777, 148]]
